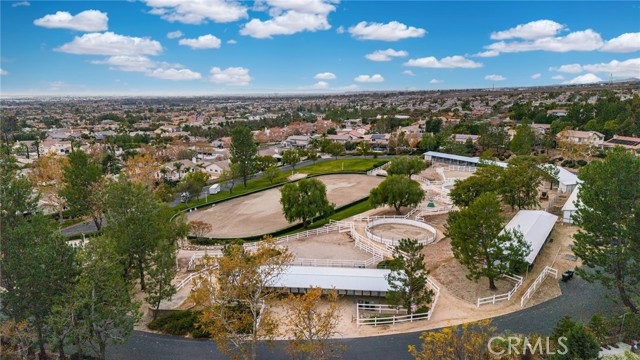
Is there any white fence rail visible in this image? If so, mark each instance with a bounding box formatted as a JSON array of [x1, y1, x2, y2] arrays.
[[364, 218, 437, 247], [476, 274, 524, 307], [366, 162, 390, 176], [292, 258, 371, 268], [357, 276, 440, 326], [447, 165, 477, 172], [520, 266, 558, 307]]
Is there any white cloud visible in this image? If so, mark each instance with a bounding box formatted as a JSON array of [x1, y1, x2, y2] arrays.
[[582, 58, 640, 78], [34, 10, 108, 32], [531, 73, 541, 79], [491, 20, 565, 40], [91, 55, 157, 72], [404, 55, 482, 68], [144, 0, 248, 24], [240, 0, 336, 38], [0, 68, 8, 75], [354, 74, 384, 83], [548, 58, 640, 79], [312, 81, 329, 89], [314, 72, 336, 80], [485, 29, 604, 53], [552, 75, 565, 80], [12, 1, 30, 7], [167, 30, 183, 39], [147, 68, 202, 81], [179, 34, 221, 49], [336, 25, 345, 34], [549, 63, 583, 73], [227, 39, 237, 44], [402, 70, 415, 76], [209, 66, 251, 85], [485, 74, 506, 81], [600, 33, 640, 53], [365, 48, 408, 61], [348, 21, 426, 41], [56, 32, 163, 56], [429, 79, 443, 84], [563, 73, 603, 85], [472, 50, 499, 58]]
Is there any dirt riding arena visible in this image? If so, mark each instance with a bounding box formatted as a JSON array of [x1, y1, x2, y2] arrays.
[[369, 223, 434, 241], [284, 232, 372, 261], [186, 174, 383, 238]]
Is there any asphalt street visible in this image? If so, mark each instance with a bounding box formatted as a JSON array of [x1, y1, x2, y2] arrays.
[[107, 276, 622, 360]]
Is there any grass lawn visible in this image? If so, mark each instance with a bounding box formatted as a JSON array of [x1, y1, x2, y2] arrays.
[[174, 158, 387, 212]]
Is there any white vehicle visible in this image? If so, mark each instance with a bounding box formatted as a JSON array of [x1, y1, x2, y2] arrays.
[[209, 184, 221, 194]]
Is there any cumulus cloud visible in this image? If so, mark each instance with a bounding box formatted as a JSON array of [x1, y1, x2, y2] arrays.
[[485, 29, 604, 53], [402, 70, 415, 76], [563, 73, 603, 85], [209, 66, 251, 85], [240, 0, 336, 38], [491, 20, 566, 40], [179, 34, 221, 49], [314, 72, 336, 80], [12, 1, 30, 7], [144, 0, 248, 24], [349, 21, 426, 41], [91, 55, 157, 72], [600, 33, 640, 53], [429, 79, 443, 84], [336, 25, 345, 34], [404, 55, 482, 68], [34, 10, 108, 32], [227, 39, 237, 44], [365, 48, 408, 61], [354, 74, 384, 83], [549, 63, 583, 73], [485, 74, 506, 81], [0, 68, 8, 75], [56, 32, 163, 56], [167, 30, 183, 39], [312, 81, 329, 89], [552, 75, 565, 80], [147, 68, 202, 80]]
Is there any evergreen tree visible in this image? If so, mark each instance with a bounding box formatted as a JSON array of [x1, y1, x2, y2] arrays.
[[230, 126, 257, 187], [385, 239, 434, 315]]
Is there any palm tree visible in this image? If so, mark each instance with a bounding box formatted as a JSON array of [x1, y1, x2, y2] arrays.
[[173, 162, 183, 180]]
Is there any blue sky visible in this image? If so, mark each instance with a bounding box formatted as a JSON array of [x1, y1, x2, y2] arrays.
[[1, 1, 639, 96]]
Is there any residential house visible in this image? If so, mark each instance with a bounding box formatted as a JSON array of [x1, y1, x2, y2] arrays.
[[547, 109, 567, 117], [556, 130, 604, 147], [451, 134, 480, 144], [601, 135, 640, 152]]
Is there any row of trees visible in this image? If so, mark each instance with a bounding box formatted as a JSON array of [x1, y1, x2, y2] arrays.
[[1, 150, 187, 359]]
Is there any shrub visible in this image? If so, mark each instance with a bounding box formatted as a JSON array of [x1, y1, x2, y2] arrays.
[[577, 159, 588, 166], [147, 310, 209, 338]]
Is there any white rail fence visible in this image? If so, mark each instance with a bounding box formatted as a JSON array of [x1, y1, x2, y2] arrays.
[[364, 218, 437, 247], [476, 274, 524, 307], [366, 162, 390, 176], [292, 257, 372, 268], [520, 266, 558, 307], [447, 165, 477, 172], [356, 277, 440, 326]]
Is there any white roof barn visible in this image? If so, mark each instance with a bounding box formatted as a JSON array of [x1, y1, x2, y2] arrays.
[[502, 210, 558, 264], [271, 266, 391, 296], [561, 185, 581, 224]]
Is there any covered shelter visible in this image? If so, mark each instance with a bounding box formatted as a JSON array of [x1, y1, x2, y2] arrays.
[[270, 266, 391, 297], [422, 151, 507, 168], [503, 210, 558, 264], [561, 185, 581, 224]]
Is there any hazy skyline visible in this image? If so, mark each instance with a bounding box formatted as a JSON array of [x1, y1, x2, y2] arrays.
[[1, 1, 639, 96]]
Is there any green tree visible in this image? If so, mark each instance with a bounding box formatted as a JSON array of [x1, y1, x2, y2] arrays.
[[419, 133, 439, 152], [145, 240, 178, 320], [175, 170, 209, 203], [498, 156, 545, 211], [385, 239, 434, 316], [550, 317, 600, 360], [230, 126, 257, 187], [386, 156, 428, 178], [356, 141, 371, 156], [325, 142, 345, 159], [256, 155, 276, 172], [280, 178, 334, 228], [478, 125, 507, 153], [509, 123, 536, 155], [102, 178, 187, 290], [306, 150, 320, 162], [573, 148, 640, 313], [369, 175, 424, 214], [60, 150, 104, 229], [74, 238, 141, 360], [282, 149, 301, 169], [446, 193, 531, 290], [263, 165, 280, 184], [449, 165, 504, 207]]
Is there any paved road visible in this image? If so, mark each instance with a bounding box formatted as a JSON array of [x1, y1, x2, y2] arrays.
[[62, 155, 391, 236], [107, 276, 623, 360]]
